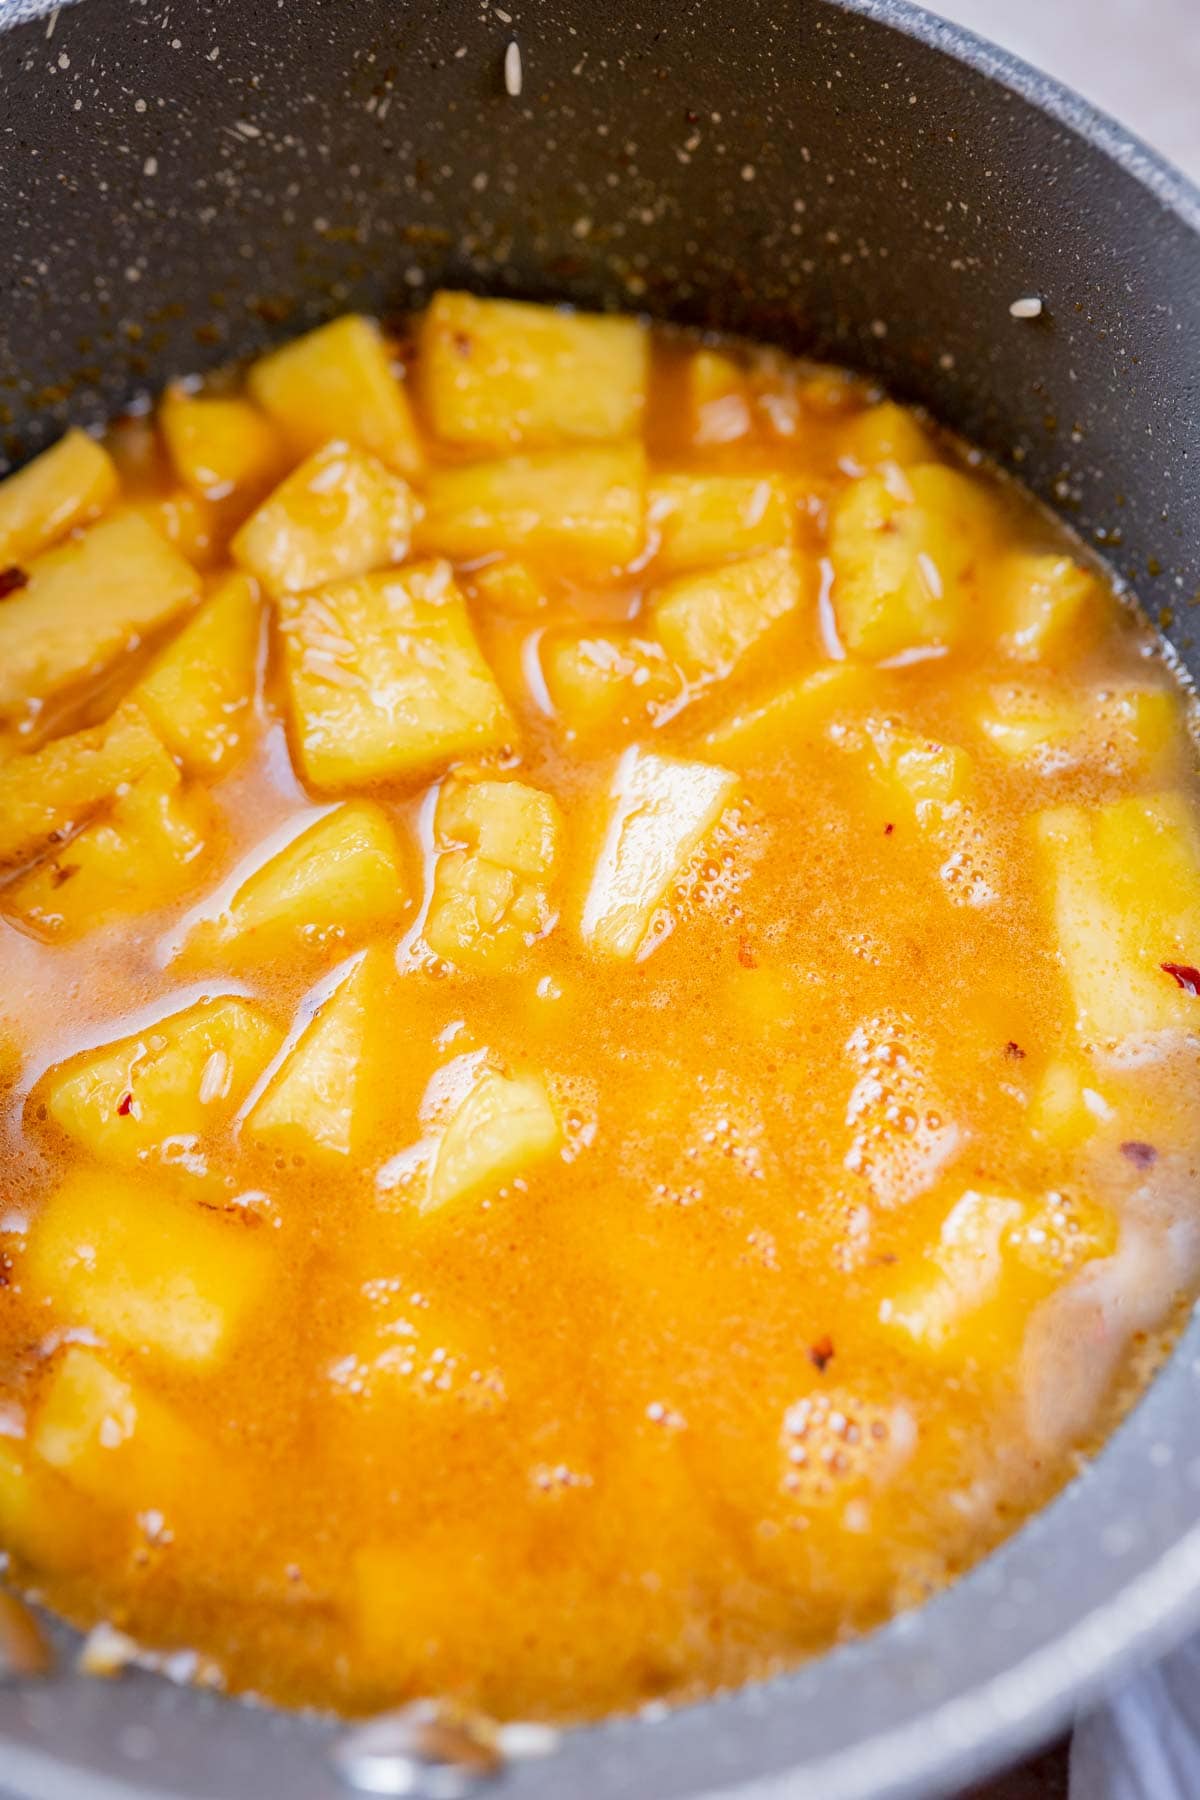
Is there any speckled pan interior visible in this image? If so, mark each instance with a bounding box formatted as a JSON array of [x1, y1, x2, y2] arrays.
[[1, 1, 1200, 1797]]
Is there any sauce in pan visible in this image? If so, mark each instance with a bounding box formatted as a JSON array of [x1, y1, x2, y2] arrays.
[[1, 296, 1198, 1720]]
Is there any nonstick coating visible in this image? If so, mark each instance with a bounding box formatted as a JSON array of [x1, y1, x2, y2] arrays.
[[1, 2, 1200, 1797]]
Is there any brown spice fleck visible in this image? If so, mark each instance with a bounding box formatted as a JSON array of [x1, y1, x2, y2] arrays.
[[1120, 1140, 1158, 1170], [883, 822, 894, 836], [809, 1335, 834, 1372], [50, 863, 79, 889], [1004, 1041, 1026, 1060], [0, 566, 29, 600]]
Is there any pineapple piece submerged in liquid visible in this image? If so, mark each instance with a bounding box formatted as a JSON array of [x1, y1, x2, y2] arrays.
[[426, 777, 563, 972], [24, 1169, 270, 1367], [581, 748, 739, 959], [278, 561, 514, 791]]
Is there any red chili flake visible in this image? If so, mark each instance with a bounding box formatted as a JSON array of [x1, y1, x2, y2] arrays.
[[116, 1093, 134, 1117], [809, 1335, 834, 1372], [1162, 962, 1200, 995], [0, 566, 29, 600], [883, 822, 895, 836], [737, 937, 758, 969], [1120, 1140, 1158, 1169], [1004, 1041, 1026, 1061]]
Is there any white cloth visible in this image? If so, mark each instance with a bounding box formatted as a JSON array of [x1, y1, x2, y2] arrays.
[[1071, 1640, 1200, 1799]]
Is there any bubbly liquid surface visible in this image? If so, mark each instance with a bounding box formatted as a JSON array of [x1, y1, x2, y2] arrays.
[[1, 303, 1198, 1721]]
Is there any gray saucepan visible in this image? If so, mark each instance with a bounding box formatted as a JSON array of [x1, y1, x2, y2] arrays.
[[1, 0, 1199, 1795]]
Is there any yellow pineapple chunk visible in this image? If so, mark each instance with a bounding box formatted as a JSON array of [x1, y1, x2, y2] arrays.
[[247, 314, 422, 476], [32, 1346, 214, 1528], [420, 291, 648, 449], [182, 802, 409, 964], [831, 465, 996, 660], [701, 663, 875, 763], [1028, 1058, 1110, 1149], [134, 486, 225, 569], [839, 401, 934, 471], [685, 349, 753, 446], [418, 442, 646, 576], [245, 949, 393, 1162], [650, 548, 806, 682], [866, 722, 973, 820], [470, 558, 548, 616], [993, 552, 1101, 661], [581, 748, 739, 959], [0, 429, 119, 566], [425, 777, 562, 972], [542, 628, 680, 736], [278, 561, 514, 790], [649, 473, 793, 576], [232, 441, 413, 598], [37, 995, 281, 1176], [1033, 792, 1200, 1042], [4, 765, 216, 941], [0, 1439, 98, 1574], [134, 571, 262, 775], [977, 680, 1179, 776], [880, 1187, 1115, 1361], [0, 701, 167, 870], [0, 511, 200, 720], [159, 387, 283, 502], [426, 1066, 561, 1214], [25, 1169, 269, 1366]]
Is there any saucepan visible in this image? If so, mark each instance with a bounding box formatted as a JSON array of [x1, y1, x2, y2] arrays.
[[1, 0, 1199, 1795]]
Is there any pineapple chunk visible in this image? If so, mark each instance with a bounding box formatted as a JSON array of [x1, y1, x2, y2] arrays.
[[182, 802, 409, 964], [134, 571, 262, 775], [247, 314, 422, 476], [278, 561, 514, 790], [0, 701, 167, 869], [581, 748, 739, 959], [977, 680, 1179, 776], [134, 486, 225, 569], [418, 442, 646, 577], [866, 722, 973, 821], [425, 777, 562, 972], [0, 428, 119, 566], [231, 441, 413, 598], [4, 765, 216, 941], [420, 292, 648, 449], [426, 1066, 561, 1214], [0, 511, 200, 720], [1028, 1058, 1110, 1150], [159, 387, 282, 502], [542, 628, 680, 736], [830, 465, 995, 660], [32, 1346, 212, 1526], [650, 548, 806, 682], [24, 1168, 269, 1366], [37, 995, 281, 1176], [245, 948, 393, 1162], [649, 473, 793, 576], [839, 401, 934, 471], [880, 1188, 1115, 1360], [0, 1439, 98, 1574], [993, 552, 1100, 661], [470, 558, 548, 616], [685, 350, 753, 446], [701, 663, 875, 762], [1033, 792, 1200, 1042]]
